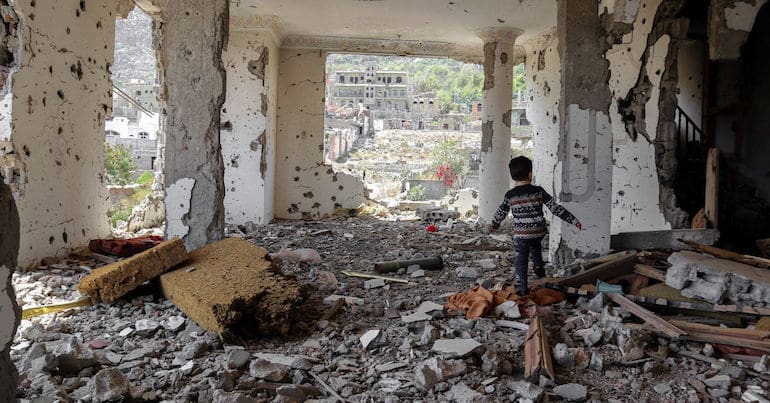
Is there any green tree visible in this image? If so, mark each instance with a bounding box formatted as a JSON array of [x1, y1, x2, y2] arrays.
[[104, 143, 136, 185], [429, 139, 468, 187]]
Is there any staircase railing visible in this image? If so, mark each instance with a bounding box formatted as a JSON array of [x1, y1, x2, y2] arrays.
[[676, 105, 704, 158]]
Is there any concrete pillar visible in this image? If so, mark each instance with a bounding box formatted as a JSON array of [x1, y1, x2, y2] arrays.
[[221, 30, 278, 226], [477, 28, 520, 223], [552, 0, 613, 263], [157, 0, 228, 250], [0, 179, 19, 402]]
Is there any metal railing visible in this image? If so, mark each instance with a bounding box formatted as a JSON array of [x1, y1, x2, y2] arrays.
[[675, 105, 704, 158]]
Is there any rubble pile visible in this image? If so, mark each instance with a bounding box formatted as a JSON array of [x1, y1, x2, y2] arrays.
[[10, 216, 770, 402]]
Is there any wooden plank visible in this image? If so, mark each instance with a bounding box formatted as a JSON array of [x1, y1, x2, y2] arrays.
[[628, 323, 770, 353], [634, 264, 667, 282], [524, 308, 554, 381], [607, 293, 686, 339], [679, 239, 770, 269], [561, 285, 770, 317], [669, 320, 770, 340], [556, 254, 638, 288], [705, 147, 719, 228], [581, 250, 637, 269], [629, 275, 649, 295]]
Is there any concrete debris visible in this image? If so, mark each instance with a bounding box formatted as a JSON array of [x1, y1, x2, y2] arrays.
[[160, 238, 305, 335], [360, 329, 386, 350], [364, 278, 386, 289], [432, 338, 482, 358], [89, 368, 131, 403], [553, 383, 587, 402], [269, 247, 322, 264], [12, 218, 770, 401], [455, 266, 480, 278], [249, 359, 290, 382], [416, 206, 460, 222], [493, 300, 521, 319], [78, 237, 188, 303], [666, 251, 770, 306]]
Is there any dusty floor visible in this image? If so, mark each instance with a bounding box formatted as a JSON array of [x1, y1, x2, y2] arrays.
[[11, 216, 769, 402]]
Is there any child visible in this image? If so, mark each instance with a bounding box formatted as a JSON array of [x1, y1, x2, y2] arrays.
[[491, 156, 582, 296]]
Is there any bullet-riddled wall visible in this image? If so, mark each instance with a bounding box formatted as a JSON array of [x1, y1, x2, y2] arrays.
[[9, 1, 120, 266], [222, 30, 279, 225], [275, 49, 365, 219]]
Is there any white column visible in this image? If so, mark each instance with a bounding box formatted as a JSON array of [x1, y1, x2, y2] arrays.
[[477, 28, 521, 223]]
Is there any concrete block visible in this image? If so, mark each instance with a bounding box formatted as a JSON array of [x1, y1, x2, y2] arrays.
[[160, 238, 305, 335], [78, 238, 188, 303], [679, 277, 727, 304]]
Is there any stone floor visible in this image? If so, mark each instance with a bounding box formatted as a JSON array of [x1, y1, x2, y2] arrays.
[[10, 216, 770, 402]]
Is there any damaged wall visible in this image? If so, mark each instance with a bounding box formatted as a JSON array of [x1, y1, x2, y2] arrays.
[[157, 0, 228, 250], [709, 0, 768, 60], [274, 49, 365, 220], [221, 29, 278, 225], [10, 1, 119, 266], [606, 0, 690, 233]]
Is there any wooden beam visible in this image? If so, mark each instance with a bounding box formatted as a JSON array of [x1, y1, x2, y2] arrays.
[[705, 147, 719, 228], [524, 308, 554, 381], [678, 239, 770, 269], [633, 264, 667, 282], [556, 253, 637, 288], [607, 293, 686, 339]]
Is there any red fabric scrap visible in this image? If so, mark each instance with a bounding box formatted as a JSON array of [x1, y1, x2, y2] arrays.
[[88, 235, 164, 257]]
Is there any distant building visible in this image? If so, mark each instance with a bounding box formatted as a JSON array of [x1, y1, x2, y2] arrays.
[[106, 79, 161, 172], [329, 63, 409, 112]]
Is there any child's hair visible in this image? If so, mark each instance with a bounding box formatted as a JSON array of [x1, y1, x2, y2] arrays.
[[508, 156, 533, 181]]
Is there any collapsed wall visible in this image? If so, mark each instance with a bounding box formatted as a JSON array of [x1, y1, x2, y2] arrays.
[[274, 49, 365, 220]]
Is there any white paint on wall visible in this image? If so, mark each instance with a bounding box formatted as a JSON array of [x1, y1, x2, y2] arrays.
[[12, 1, 118, 266], [166, 177, 195, 238], [725, 0, 768, 31], [607, 0, 672, 234], [274, 49, 364, 220], [222, 30, 278, 225], [551, 105, 613, 258]]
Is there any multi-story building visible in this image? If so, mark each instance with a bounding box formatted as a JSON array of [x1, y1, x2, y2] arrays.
[[329, 63, 409, 112]]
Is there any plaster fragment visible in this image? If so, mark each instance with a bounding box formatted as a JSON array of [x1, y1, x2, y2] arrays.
[[166, 178, 196, 239]]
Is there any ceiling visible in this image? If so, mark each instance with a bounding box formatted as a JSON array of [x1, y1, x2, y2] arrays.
[[230, 0, 557, 56]]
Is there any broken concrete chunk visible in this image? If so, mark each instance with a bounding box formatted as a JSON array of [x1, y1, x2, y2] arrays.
[[249, 359, 290, 382], [134, 319, 160, 337], [493, 300, 521, 319], [226, 349, 250, 369], [364, 278, 386, 289], [703, 374, 731, 389], [455, 266, 480, 279], [360, 329, 385, 350], [401, 301, 444, 323], [270, 247, 322, 264], [445, 382, 483, 402], [553, 383, 587, 402], [89, 368, 130, 403], [431, 338, 482, 358], [509, 380, 543, 401], [160, 238, 305, 335], [78, 238, 188, 303], [414, 357, 467, 391], [323, 295, 364, 306]]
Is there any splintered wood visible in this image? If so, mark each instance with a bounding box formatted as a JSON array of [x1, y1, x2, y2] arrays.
[[524, 308, 554, 382]]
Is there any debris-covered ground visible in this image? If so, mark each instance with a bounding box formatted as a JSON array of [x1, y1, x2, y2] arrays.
[[11, 216, 770, 402]]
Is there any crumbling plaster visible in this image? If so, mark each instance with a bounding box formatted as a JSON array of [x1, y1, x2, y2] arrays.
[[10, 0, 119, 266], [275, 48, 364, 220], [221, 29, 278, 225], [710, 0, 768, 60], [157, 0, 228, 250]]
